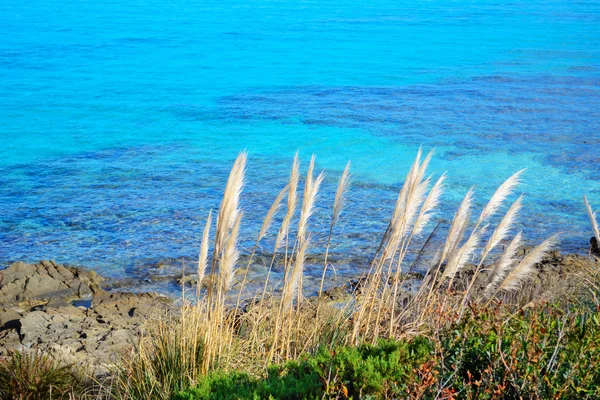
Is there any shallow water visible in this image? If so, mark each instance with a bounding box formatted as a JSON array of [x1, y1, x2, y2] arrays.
[[1, 0, 599, 295]]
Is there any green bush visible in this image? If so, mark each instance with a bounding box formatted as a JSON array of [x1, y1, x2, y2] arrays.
[[173, 362, 322, 400], [439, 304, 600, 399], [175, 337, 434, 400]]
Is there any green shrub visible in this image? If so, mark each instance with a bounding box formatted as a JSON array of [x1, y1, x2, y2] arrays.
[[439, 304, 600, 399], [175, 337, 434, 400], [308, 337, 434, 399]]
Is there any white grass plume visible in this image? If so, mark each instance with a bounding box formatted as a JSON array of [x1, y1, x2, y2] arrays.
[[477, 169, 524, 225], [220, 212, 242, 293], [384, 151, 434, 256], [332, 161, 351, 226], [275, 154, 300, 250], [413, 174, 445, 237], [414, 149, 435, 189], [197, 210, 212, 297], [214, 152, 247, 260], [390, 149, 422, 226], [484, 231, 523, 297], [498, 234, 560, 293], [298, 156, 325, 244], [482, 195, 523, 256], [441, 226, 485, 282], [584, 196, 600, 245], [440, 187, 474, 265], [283, 237, 309, 308], [258, 184, 289, 242]]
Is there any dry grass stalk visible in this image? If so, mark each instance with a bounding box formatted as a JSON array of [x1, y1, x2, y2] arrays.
[[197, 210, 212, 297], [585, 195, 600, 245], [439, 188, 475, 267], [353, 151, 437, 343], [297, 155, 324, 245], [319, 161, 352, 297], [213, 152, 246, 260], [283, 237, 309, 309], [220, 212, 242, 294], [443, 226, 485, 286], [259, 184, 289, 241], [332, 161, 352, 225], [283, 155, 324, 305], [275, 153, 300, 251], [236, 184, 289, 307]]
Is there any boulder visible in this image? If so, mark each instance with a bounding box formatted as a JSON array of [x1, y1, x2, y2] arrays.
[[0, 260, 102, 306]]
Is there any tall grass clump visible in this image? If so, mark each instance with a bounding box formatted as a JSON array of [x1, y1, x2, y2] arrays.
[[117, 149, 587, 400], [0, 350, 85, 400]]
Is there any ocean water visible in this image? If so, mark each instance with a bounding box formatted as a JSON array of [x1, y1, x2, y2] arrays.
[[1, 0, 599, 294]]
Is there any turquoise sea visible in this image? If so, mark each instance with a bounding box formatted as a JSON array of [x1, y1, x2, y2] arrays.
[[1, 0, 599, 294]]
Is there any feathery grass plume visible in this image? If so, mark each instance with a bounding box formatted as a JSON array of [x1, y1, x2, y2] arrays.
[[197, 210, 212, 297], [498, 234, 560, 293], [482, 195, 523, 256], [213, 152, 247, 263], [297, 156, 325, 244], [220, 212, 242, 294], [484, 231, 523, 297], [275, 154, 300, 250], [283, 237, 309, 309], [441, 226, 485, 282], [319, 162, 352, 297], [584, 196, 600, 245], [402, 149, 435, 236], [413, 174, 445, 237], [390, 149, 422, 227], [404, 176, 431, 234], [332, 161, 352, 225], [383, 152, 433, 258], [477, 169, 525, 225], [439, 187, 475, 265], [258, 184, 289, 241], [414, 149, 435, 191], [371, 151, 425, 261]]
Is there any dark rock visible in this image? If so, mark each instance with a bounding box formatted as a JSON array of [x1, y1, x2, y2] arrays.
[[591, 237, 600, 257], [0, 308, 21, 331]]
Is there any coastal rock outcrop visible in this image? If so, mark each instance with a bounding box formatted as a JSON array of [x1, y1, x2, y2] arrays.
[[0, 261, 173, 376], [0, 260, 102, 305]]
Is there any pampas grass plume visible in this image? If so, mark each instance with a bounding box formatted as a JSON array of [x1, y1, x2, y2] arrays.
[[477, 169, 524, 225], [498, 234, 560, 293], [197, 210, 212, 297], [332, 161, 351, 225]]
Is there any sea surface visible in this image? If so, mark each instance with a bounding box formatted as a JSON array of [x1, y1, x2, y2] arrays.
[[1, 0, 599, 295]]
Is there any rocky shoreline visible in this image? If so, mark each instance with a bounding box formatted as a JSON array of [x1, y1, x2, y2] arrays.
[[0, 260, 174, 376]]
